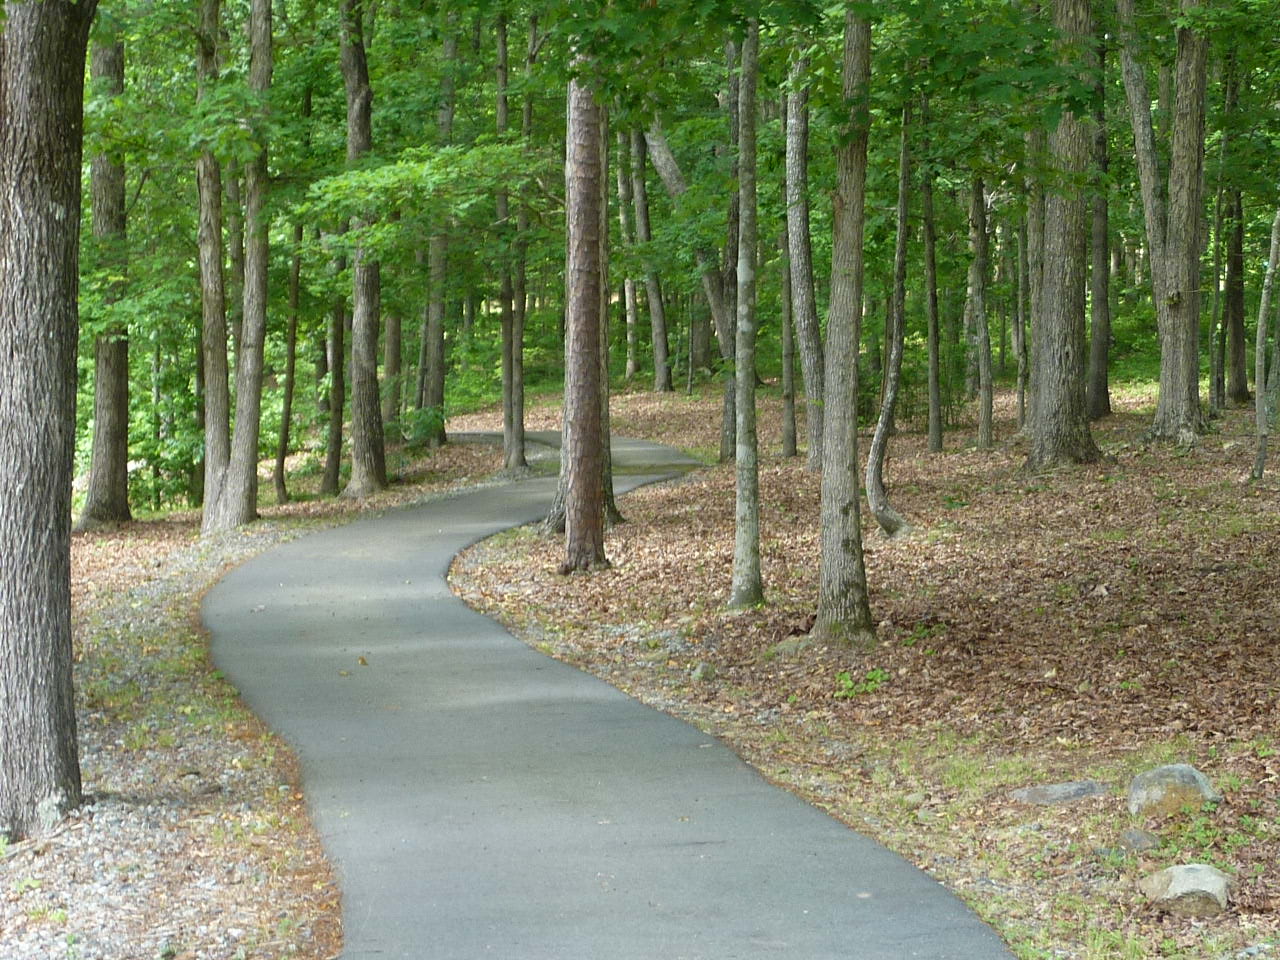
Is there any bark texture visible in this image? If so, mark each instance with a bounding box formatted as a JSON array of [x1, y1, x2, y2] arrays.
[[814, 13, 875, 647], [729, 22, 762, 610], [79, 37, 132, 529], [274, 222, 304, 504], [786, 57, 825, 471], [1086, 35, 1112, 421], [630, 130, 671, 392], [1250, 207, 1280, 479], [968, 178, 994, 450], [0, 0, 97, 840], [920, 101, 944, 453], [1028, 0, 1101, 469], [560, 76, 608, 573]]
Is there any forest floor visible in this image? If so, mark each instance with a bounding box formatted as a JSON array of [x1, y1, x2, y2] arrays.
[[1, 440, 504, 960], [450, 384, 1280, 960]]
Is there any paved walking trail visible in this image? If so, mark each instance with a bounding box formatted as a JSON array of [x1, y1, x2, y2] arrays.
[[203, 436, 1013, 959]]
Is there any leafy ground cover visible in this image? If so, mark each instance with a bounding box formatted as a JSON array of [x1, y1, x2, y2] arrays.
[[451, 384, 1280, 960]]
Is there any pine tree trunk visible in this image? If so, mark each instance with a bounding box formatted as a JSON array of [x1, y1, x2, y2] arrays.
[[0, 0, 96, 840], [866, 105, 911, 537], [560, 75, 608, 573], [780, 232, 797, 459], [630, 130, 671, 393], [1226, 191, 1249, 404], [968, 178, 995, 451], [921, 101, 944, 452], [729, 21, 762, 610], [274, 222, 303, 504], [786, 56, 825, 471], [203, 0, 271, 532], [496, 14, 526, 472], [79, 37, 132, 529], [615, 126, 639, 381], [815, 12, 875, 647]]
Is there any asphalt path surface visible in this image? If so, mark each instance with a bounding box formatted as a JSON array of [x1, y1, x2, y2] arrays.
[[203, 435, 1013, 959]]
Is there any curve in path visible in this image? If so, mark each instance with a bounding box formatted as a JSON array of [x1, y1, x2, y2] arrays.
[[203, 436, 1012, 960]]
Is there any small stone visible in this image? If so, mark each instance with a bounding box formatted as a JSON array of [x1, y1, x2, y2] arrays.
[[1010, 780, 1109, 806], [1128, 764, 1222, 818], [1119, 828, 1161, 853], [690, 661, 716, 682], [1138, 863, 1231, 917]]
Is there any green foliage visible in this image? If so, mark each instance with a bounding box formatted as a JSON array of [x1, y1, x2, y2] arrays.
[[834, 667, 889, 699]]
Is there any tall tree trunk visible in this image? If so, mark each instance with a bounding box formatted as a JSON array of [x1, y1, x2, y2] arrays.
[[274, 221, 304, 504], [203, 0, 271, 532], [780, 232, 797, 458], [615, 125, 639, 380], [1087, 34, 1113, 421], [1028, 0, 1101, 468], [921, 99, 944, 452], [560, 75, 608, 573], [721, 38, 740, 363], [1016, 222, 1030, 429], [225, 164, 245, 371], [0, 0, 96, 840], [508, 14, 539, 468], [866, 104, 911, 537], [1209, 135, 1227, 413], [815, 12, 875, 647], [1025, 129, 1047, 415], [630, 130, 671, 392], [786, 55, 824, 470], [1117, 0, 1208, 444], [1226, 190, 1248, 404], [1250, 207, 1280, 479], [968, 178, 995, 450], [79, 37, 132, 529], [496, 14, 526, 472], [196, 0, 229, 529], [341, 0, 387, 498], [729, 21, 762, 610]]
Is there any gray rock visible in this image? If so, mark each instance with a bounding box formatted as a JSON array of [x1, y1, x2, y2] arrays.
[[1138, 864, 1231, 917], [1128, 764, 1222, 818], [1236, 946, 1272, 959], [690, 661, 716, 682], [1010, 780, 1109, 806], [1119, 828, 1161, 853]]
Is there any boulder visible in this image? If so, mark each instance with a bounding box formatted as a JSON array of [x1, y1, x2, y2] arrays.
[[1010, 780, 1109, 806], [1128, 764, 1222, 818], [1138, 864, 1231, 917], [1118, 828, 1161, 853]]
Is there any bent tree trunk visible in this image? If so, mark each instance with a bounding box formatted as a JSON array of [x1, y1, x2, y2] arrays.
[[0, 0, 97, 840], [866, 105, 911, 537], [815, 12, 875, 647]]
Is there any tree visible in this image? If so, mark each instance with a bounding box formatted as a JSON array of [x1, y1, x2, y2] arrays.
[[630, 129, 672, 393], [340, 0, 387, 499], [78, 33, 131, 529], [1027, 0, 1100, 469], [785, 54, 825, 471], [1117, 0, 1209, 444], [497, 13, 528, 473], [729, 20, 763, 610], [0, 0, 98, 840], [1086, 33, 1112, 421], [1251, 205, 1280, 480], [560, 73, 608, 574], [203, 0, 272, 532], [814, 11, 875, 647], [967, 176, 994, 451]]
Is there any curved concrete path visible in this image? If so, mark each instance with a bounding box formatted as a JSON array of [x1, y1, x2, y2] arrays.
[[203, 437, 1012, 960]]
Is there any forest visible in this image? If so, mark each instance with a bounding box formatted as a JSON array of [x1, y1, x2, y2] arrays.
[[2, 0, 1280, 956]]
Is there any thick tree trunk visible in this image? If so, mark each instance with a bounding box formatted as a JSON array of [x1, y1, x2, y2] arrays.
[[630, 130, 671, 392], [274, 222, 303, 504], [341, 0, 387, 498], [1226, 191, 1249, 404], [814, 13, 875, 648], [0, 0, 96, 840], [196, 0, 230, 528], [786, 57, 825, 471], [1028, 0, 1101, 468], [729, 22, 762, 610], [1117, 0, 1208, 444], [560, 76, 608, 573], [203, 0, 271, 532], [968, 178, 995, 450], [1251, 207, 1280, 479], [79, 37, 131, 529], [866, 105, 911, 537], [1087, 36, 1113, 421]]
